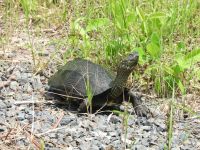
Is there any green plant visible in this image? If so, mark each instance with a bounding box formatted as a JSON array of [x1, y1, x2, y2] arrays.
[[85, 74, 94, 113], [147, 48, 200, 97], [113, 109, 130, 149], [71, 17, 109, 58], [166, 80, 175, 150]]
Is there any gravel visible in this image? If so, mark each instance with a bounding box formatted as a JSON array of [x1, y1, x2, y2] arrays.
[[0, 61, 199, 150]]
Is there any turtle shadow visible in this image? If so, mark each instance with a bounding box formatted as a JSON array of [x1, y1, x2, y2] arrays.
[[44, 92, 121, 115]]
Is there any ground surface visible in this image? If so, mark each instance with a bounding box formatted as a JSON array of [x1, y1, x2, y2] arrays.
[[0, 34, 200, 150], [0, 12, 200, 149]]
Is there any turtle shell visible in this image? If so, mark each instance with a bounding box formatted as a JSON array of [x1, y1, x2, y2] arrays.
[[48, 58, 115, 97]]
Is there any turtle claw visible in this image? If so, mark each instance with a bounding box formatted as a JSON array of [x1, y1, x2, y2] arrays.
[[134, 105, 150, 118], [128, 91, 151, 118]]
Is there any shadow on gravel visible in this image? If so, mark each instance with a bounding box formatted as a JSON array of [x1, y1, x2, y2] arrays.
[[44, 92, 121, 115]]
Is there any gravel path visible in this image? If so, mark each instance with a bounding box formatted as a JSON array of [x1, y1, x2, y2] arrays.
[[0, 61, 200, 150]]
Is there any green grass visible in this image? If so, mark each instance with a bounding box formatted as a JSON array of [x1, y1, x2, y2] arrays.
[[1, 0, 200, 149]]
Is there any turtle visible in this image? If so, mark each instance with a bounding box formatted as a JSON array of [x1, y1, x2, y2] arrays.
[[48, 51, 149, 117]]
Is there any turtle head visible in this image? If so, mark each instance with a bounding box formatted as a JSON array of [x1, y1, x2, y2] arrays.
[[118, 51, 139, 72]]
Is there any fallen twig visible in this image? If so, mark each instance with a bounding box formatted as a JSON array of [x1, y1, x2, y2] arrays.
[[51, 112, 65, 129]]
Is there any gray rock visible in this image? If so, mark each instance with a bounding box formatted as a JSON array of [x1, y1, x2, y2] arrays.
[[31, 76, 43, 90], [149, 134, 158, 142], [16, 139, 25, 146], [171, 147, 180, 150], [112, 139, 121, 147], [141, 138, 150, 147], [70, 119, 78, 126], [18, 73, 29, 84], [60, 116, 73, 126], [40, 123, 52, 132], [0, 117, 6, 124], [6, 110, 15, 117], [70, 141, 78, 147], [25, 114, 33, 120], [21, 83, 32, 92], [154, 119, 166, 132], [110, 115, 122, 124], [41, 111, 53, 120], [14, 70, 21, 80], [63, 136, 73, 143], [108, 131, 119, 137], [103, 137, 110, 144], [91, 139, 103, 148], [17, 112, 25, 121], [90, 145, 99, 150], [132, 144, 147, 150], [0, 126, 6, 132], [10, 81, 19, 91], [180, 145, 194, 150], [79, 142, 99, 150], [128, 118, 136, 126], [48, 132, 57, 138], [141, 126, 151, 131], [0, 101, 7, 109], [24, 108, 34, 115], [72, 131, 85, 139]]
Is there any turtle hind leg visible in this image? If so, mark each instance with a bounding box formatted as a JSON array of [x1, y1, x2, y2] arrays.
[[77, 100, 88, 113], [77, 98, 94, 113], [127, 91, 150, 117]]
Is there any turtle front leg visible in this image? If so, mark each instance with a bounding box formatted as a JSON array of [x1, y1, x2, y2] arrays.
[[128, 91, 150, 117]]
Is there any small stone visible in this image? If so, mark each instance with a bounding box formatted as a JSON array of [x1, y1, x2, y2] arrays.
[[31, 76, 43, 90], [60, 116, 73, 126], [150, 134, 158, 142], [71, 141, 77, 147], [108, 132, 118, 137], [128, 118, 135, 126], [24, 108, 33, 115], [63, 136, 73, 143], [180, 145, 194, 150], [0, 101, 7, 109], [90, 145, 99, 150], [141, 138, 150, 147], [154, 119, 166, 132], [104, 137, 110, 144], [22, 83, 32, 92], [16, 139, 25, 146], [91, 140, 103, 147], [133, 144, 147, 149], [40, 123, 51, 132], [48, 133, 57, 138], [0, 126, 6, 132], [171, 147, 180, 150], [0, 117, 5, 124], [136, 117, 150, 126], [17, 112, 25, 121], [10, 81, 19, 91], [112, 140, 121, 149], [6, 110, 15, 117], [70, 119, 78, 126], [142, 126, 151, 131], [109, 115, 122, 124], [13, 69, 21, 78]]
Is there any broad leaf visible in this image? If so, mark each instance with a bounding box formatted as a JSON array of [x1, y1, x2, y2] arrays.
[[86, 18, 110, 32], [177, 48, 200, 70]]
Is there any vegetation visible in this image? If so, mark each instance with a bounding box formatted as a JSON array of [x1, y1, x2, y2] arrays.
[[1, 0, 199, 97], [1, 0, 200, 149]]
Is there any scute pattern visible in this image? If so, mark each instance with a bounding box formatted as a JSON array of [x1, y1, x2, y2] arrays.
[[48, 58, 114, 97]]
